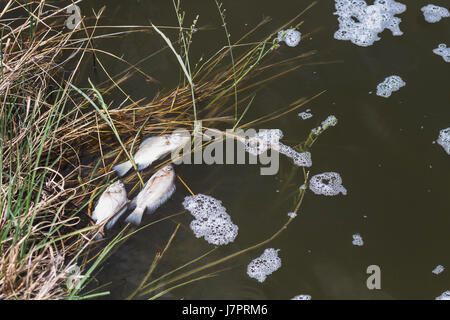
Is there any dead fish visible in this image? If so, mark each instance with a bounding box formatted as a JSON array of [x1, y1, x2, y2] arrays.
[[113, 133, 190, 177], [125, 165, 176, 226], [91, 180, 128, 238]]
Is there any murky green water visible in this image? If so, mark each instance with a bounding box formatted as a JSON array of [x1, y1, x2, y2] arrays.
[[79, 0, 450, 299]]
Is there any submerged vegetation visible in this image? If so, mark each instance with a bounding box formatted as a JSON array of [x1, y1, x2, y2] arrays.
[[0, 0, 328, 299]]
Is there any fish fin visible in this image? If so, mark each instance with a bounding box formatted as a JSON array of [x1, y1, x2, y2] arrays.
[[146, 184, 176, 214], [125, 207, 144, 226], [105, 205, 128, 230], [113, 161, 132, 177]]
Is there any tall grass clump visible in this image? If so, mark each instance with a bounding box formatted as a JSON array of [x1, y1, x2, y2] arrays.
[[0, 0, 115, 299]]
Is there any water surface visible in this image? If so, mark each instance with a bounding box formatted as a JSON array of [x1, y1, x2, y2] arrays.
[[79, 0, 450, 299]]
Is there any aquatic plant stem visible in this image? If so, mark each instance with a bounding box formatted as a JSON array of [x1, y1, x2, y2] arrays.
[[214, 0, 238, 121], [126, 223, 180, 300], [152, 24, 197, 123]]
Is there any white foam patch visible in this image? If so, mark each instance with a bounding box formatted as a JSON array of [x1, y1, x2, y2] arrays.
[[376, 75, 406, 98], [421, 4, 449, 23], [436, 290, 450, 300], [291, 294, 312, 300], [309, 172, 347, 196], [277, 29, 302, 47], [299, 109, 313, 120], [334, 0, 406, 47], [279, 144, 312, 167], [432, 265, 445, 275], [288, 212, 297, 218], [321, 115, 338, 128], [245, 129, 283, 156], [182, 194, 238, 246], [244, 129, 312, 167], [310, 115, 339, 137], [247, 248, 282, 283], [352, 233, 364, 246], [433, 44, 450, 63], [437, 127, 450, 155]]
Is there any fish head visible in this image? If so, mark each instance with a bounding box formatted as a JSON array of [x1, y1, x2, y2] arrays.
[[156, 164, 175, 178], [108, 180, 126, 195]]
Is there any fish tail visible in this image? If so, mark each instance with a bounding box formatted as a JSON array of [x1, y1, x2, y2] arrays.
[[124, 207, 144, 226], [113, 161, 132, 177], [105, 205, 128, 230]]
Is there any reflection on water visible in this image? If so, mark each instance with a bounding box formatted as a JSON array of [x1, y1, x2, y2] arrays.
[[80, 0, 450, 299]]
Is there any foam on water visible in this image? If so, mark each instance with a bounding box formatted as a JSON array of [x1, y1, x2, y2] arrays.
[[334, 0, 406, 47], [421, 4, 450, 23], [310, 115, 339, 137], [244, 129, 283, 156], [321, 115, 338, 129], [291, 294, 312, 300], [287, 212, 297, 218], [298, 109, 313, 120], [352, 233, 364, 246], [182, 194, 238, 246], [436, 290, 450, 300], [247, 248, 282, 283], [433, 44, 450, 63], [376, 75, 406, 98], [277, 29, 302, 47], [309, 172, 347, 196], [432, 265, 445, 275], [244, 129, 312, 167], [437, 127, 450, 155], [279, 144, 312, 167]]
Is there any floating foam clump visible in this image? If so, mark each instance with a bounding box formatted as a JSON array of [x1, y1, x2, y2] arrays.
[[334, 0, 406, 47], [376, 75, 406, 98], [437, 127, 450, 155], [182, 194, 238, 246], [436, 290, 450, 300], [432, 265, 445, 275], [298, 109, 313, 120], [287, 212, 297, 218], [310, 115, 339, 137], [279, 144, 312, 167], [277, 29, 302, 47], [245, 129, 283, 156], [421, 4, 449, 23], [243, 129, 312, 167], [433, 44, 450, 63], [247, 248, 282, 283], [309, 172, 347, 196], [321, 115, 338, 128], [352, 233, 364, 246], [291, 294, 312, 300]]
